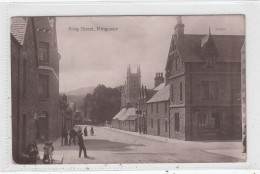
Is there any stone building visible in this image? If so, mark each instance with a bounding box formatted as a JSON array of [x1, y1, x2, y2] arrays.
[[11, 17, 39, 163], [34, 17, 61, 140], [165, 17, 244, 140], [147, 85, 169, 137]]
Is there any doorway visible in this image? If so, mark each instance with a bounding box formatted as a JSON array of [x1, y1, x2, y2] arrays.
[[39, 111, 49, 140]]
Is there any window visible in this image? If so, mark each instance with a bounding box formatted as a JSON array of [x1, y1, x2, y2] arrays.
[[175, 113, 180, 132], [198, 113, 206, 129], [198, 112, 221, 129], [39, 75, 49, 98], [151, 103, 153, 113], [23, 59, 27, 95], [180, 82, 183, 101], [165, 120, 168, 132], [205, 54, 214, 68], [164, 102, 167, 113], [171, 84, 174, 102], [201, 81, 218, 100], [156, 103, 159, 113], [38, 42, 49, 63], [151, 119, 153, 128]]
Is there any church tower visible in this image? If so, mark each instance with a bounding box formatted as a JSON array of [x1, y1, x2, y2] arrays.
[[124, 65, 141, 107]]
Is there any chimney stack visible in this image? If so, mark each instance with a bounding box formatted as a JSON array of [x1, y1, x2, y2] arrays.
[[154, 72, 164, 88]]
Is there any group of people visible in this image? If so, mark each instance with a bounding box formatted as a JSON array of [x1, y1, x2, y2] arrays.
[[62, 125, 95, 158]]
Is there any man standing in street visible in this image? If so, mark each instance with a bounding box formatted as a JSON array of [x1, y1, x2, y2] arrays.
[[78, 129, 87, 158]]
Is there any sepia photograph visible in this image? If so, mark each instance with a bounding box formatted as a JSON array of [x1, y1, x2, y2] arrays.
[[10, 15, 246, 164]]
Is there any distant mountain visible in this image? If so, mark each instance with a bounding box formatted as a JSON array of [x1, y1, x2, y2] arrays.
[[62, 86, 95, 96], [60, 86, 95, 106]]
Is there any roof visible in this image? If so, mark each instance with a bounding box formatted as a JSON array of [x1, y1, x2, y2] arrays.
[[167, 34, 244, 63], [119, 108, 136, 121], [113, 108, 127, 120], [11, 17, 28, 45], [147, 84, 169, 103], [113, 107, 137, 121], [153, 83, 165, 91]]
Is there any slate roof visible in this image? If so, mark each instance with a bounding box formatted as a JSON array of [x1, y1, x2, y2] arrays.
[[11, 17, 28, 45], [113, 108, 127, 120], [113, 108, 137, 121], [153, 83, 165, 91], [147, 84, 169, 103], [167, 34, 244, 63], [119, 108, 136, 121]]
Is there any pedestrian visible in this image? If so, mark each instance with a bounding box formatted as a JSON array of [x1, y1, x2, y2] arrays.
[[48, 141, 54, 163], [84, 126, 88, 136], [78, 129, 88, 158], [90, 126, 94, 136], [22, 144, 39, 164], [43, 141, 51, 164], [62, 127, 68, 146], [69, 129, 74, 146]]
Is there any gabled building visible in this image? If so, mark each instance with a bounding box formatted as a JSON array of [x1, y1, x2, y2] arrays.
[[165, 17, 244, 140], [11, 17, 39, 163]]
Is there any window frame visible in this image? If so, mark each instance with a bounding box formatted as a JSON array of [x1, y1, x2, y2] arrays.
[[38, 42, 49, 63]]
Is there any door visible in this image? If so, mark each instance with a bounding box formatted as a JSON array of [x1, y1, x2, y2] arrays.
[[157, 119, 160, 136], [39, 111, 49, 140]]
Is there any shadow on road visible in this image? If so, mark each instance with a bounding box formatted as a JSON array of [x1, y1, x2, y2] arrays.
[[85, 139, 145, 151], [54, 139, 145, 152]]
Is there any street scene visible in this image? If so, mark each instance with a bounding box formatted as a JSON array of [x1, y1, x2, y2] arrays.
[[10, 15, 246, 164], [38, 125, 245, 164]]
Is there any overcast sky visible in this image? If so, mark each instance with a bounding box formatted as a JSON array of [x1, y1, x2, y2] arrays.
[[56, 15, 245, 92]]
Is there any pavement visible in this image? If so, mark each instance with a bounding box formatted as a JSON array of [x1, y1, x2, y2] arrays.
[[37, 125, 246, 164]]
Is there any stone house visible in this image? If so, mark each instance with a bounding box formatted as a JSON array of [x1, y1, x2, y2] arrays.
[[165, 17, 244, 140], [34, 17, 61, 140], [146, 84, 169, 138], [11, 17, 39, 163]]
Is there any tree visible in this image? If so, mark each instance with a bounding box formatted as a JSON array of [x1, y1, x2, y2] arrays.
[[83, 85, 121, 124]]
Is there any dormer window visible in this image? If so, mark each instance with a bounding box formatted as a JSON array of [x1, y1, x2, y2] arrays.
[[205, 54, 214, 68]]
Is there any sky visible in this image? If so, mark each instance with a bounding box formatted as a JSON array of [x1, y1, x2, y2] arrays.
[[56, 15, 245, 92]]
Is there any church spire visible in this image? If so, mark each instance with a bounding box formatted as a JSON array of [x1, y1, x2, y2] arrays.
[[127, 64, 131, 76], [137, 64, 141, 74], [174, 16, 185, 39]]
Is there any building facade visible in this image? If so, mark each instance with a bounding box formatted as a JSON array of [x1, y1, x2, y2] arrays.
[[11, 17, 39, 163], [165, 17, 244, 140], [34, 17, 61, 141], [146, 84, 169, 138]]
